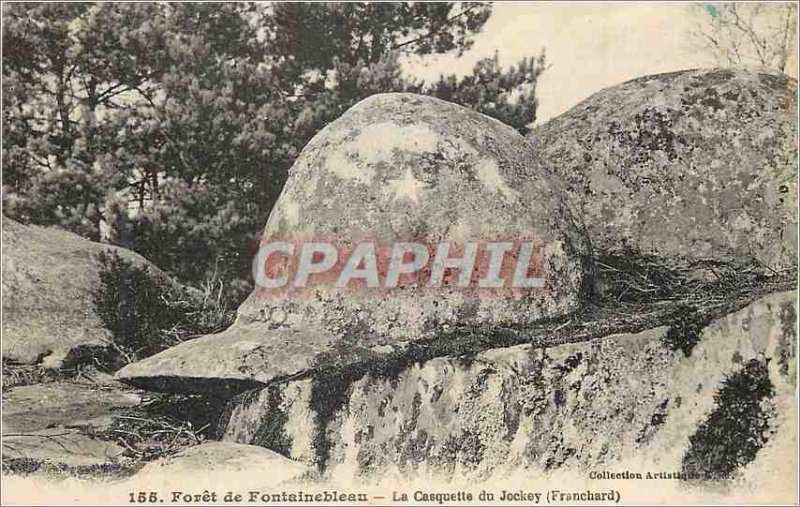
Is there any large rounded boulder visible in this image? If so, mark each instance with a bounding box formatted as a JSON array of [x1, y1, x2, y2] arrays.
[[528, 69, 797, 270], [1, 216, 199, 368], [117, 93, 593, 391], [248, 93, 592, 335]]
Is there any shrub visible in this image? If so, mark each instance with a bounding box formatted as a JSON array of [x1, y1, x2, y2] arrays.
[[93, 250, 234, 367]]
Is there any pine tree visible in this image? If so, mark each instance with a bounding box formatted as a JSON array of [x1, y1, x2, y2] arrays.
[[2, 2, 547, 306]]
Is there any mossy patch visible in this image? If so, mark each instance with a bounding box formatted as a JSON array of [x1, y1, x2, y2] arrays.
[[682, 359, 775, 481], [758, 73, 791, 91], [308, 369, 355, 471], [662, 305, 713, 357], [250, 386, 293, 457], [777, 301, 797, 377]]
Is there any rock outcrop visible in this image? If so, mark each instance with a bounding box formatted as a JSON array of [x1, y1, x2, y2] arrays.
[[220, 291, 796, 482], [1, 216, 202, 368], [117, 93, 593, 392], [528, 69, 797, 270], [1, 381, 142, 467]]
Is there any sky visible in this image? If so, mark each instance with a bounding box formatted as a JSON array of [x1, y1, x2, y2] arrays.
[[403, 2, 799, 124]]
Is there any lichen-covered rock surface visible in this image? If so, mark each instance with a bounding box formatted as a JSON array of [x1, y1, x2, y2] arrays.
[[528, 69, 797, 270], [1, 216, 195, 367], [220, 291, 796, 485], [117, 93, 593, 391]]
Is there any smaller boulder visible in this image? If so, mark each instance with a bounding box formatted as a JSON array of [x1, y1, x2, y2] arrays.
[[2, 382, 142, 434], [1, 381, 142, 467], [1, 216, 207, 367], [133, 442, 311, 487]]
